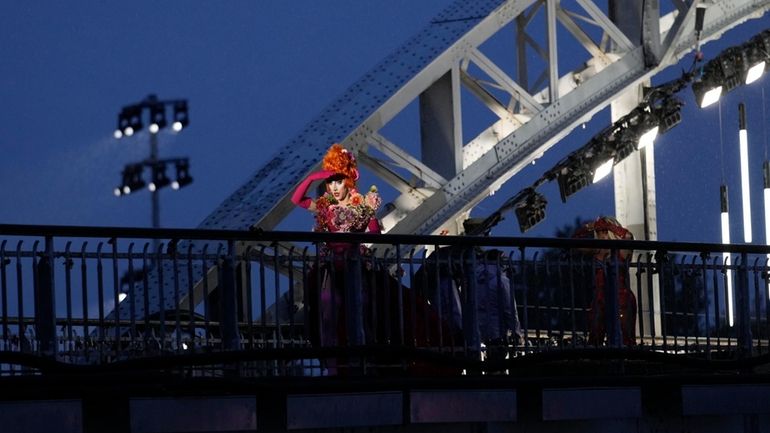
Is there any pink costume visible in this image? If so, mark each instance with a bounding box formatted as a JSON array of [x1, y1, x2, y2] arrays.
[[291, 165, 382, 349]]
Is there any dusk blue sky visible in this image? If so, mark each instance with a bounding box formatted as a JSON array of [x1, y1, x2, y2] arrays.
[[1, 1, 768, 244]]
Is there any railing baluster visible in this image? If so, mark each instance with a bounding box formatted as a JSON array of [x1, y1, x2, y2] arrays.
[[186, 243, 195, 352], [700, 253, 711, 358], [64, 242, 74, 353], [273, 243, 282, 348], [752, 257, 762, 355], [220, 240, 240, 351], [301, 246, 310, 348], [80, 242, 89, 352], [285, 246, 294, 348], [737, 253, 752, 356], [712, 256, 722, 350], [518, 247, 528, 352], [395, 244, 403, 347], [567, 250, 577, 349], [110, 237, 120, 352], [0, 241, 7, 350], [141, 244, 151, 352], [407, 249, 416, 348], [244, 246, 255, 350], [172, 242, 182, 354], [634, 255, 645, 347], [201, 244, 211, 349], [127, 243, 137, 347], [157, 243, 166, 351], [95, 243, 105, 358], [432, 246, 443, 350]]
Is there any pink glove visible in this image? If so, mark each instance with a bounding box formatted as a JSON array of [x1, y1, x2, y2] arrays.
[[291, 170, 335, 209]]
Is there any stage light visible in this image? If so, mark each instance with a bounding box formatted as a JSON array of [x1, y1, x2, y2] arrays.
[[514, 189, 547, 233], [744, 30, 770, 84], [720, 184, 734, 327], [738, 103, 752, 243], [149, 102, 167, 134], [693, 82, 722, 108], [637, 125, 659, 150], [148, 162, 171, 192], [556, 163, 590, 203], [693, 31, 770, 107], [592, 158, 614, 182], [172, 101, 189, 132], [171, 159, 193, 190], [692, 48, 744, 108], [746, 62, 766, 85]]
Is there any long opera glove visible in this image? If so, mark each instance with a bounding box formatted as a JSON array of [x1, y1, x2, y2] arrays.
[[291, 170, 335, 209]]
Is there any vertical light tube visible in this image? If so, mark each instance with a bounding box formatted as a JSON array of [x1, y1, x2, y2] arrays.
[[739, 103, 752, 243], [764, 161, 770, 296], [721, 185, 734, 327]]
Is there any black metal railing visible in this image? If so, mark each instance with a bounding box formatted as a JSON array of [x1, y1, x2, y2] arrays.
[[0, 224, 769, 377]]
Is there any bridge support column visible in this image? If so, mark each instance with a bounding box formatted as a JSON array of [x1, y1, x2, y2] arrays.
[[420, 66, 463, 180], [610, 0, 662, 342]]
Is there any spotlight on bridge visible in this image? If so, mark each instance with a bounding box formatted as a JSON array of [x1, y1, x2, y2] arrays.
[[514, 189, 547, 233], [692, 48, 743, 108], [693, 29, 770, 108], [743, 30, 770, 85], [555, 146, 613, 202]]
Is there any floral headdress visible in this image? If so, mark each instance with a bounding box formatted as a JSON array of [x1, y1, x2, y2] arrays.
[[322, 144, 359, 190]]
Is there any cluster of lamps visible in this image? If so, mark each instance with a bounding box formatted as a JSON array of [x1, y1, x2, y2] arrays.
[[114, 158, 193, 197], [496, 78, 686, 233], [692, 30, 770, 108], [473, 28, 770, 236], [114, 97, 189, 139]]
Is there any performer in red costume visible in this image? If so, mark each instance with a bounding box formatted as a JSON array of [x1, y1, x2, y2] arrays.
[[573, 216, 637, 346]]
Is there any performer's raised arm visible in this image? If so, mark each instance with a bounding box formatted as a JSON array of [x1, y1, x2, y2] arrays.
[[291, 169, 335, 212]]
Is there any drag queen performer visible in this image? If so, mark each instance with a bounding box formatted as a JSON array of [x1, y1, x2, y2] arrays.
[[291, 144, 382, 352]]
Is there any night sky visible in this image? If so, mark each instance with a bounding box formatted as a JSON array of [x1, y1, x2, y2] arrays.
[[1, 1, 768, 244]]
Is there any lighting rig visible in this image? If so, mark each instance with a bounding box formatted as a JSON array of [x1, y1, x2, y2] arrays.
[[692, 29, 770, 108], [465, 28, 769, 235], [466, 73, 688, 234], [113, 94, 193, 230]]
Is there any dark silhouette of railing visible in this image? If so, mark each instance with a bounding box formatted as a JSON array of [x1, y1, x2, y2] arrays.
[[0, 224, 768, 377]]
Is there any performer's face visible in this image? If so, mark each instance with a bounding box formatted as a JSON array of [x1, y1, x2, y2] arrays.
[[326, 177, 349, 201]]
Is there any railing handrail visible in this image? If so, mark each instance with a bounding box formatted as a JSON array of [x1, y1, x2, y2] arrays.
[[0, 223, 769, 256]]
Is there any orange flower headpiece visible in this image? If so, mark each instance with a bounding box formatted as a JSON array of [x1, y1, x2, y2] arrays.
[[322, 144, 359, 189]]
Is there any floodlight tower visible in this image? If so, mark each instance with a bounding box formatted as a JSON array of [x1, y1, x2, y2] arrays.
[[113, 94, 193, 232]]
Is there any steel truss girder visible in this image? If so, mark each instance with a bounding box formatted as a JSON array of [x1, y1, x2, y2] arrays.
[[112, 0, 770, 322]]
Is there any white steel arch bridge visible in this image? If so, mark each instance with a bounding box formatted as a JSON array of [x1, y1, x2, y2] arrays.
[[116, 0, 770, 321]]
